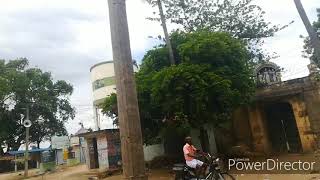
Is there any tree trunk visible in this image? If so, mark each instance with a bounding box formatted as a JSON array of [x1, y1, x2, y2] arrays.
[[199, 127, 210, 153], [37, 141, 41, 149], [157, 0, 175, 65], [294, 0, 320, 62]]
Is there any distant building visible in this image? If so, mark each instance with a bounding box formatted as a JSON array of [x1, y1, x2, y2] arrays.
[[51, 131, 87, 166], [5, 147, 51, 172]]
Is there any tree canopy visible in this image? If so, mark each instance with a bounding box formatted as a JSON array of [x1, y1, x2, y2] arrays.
[[0, 58, 74, 152], [147, 0, 291, 61], [302, 8, 320, 65], [102, 31, 254, 145]]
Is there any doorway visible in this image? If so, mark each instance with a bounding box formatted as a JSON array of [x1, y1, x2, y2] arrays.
[[88, 138, 99, 169], [264, 102, 302, 153]]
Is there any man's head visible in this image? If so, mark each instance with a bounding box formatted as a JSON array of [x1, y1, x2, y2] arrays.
[[185, 136, 192, 145]]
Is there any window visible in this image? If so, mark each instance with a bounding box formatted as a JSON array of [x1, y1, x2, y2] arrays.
[[93, 76, 116, 90]]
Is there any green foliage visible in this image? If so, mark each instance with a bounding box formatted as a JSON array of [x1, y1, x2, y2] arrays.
[[148, 0, 291, 61], [138, 47, 172, 74], [102, 31, 254, 144], [164, 0, 279, 36], [0, 58, 75, 150], [151, 63, 234, 125], [101, 93, 118, 125], [302, 8, 320, 65], [176, 31, 254, 103]]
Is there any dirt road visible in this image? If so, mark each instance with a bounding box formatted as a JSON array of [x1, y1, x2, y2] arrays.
[[0, 165, 174, 180], [1, 165, 320, 180]]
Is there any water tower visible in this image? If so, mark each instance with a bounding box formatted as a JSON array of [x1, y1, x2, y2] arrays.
[[90, 61, 116, 130]]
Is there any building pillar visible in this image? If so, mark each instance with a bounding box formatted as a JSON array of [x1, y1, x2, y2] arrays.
[[232, 107, 252, 149], [289, 98, 317, 152], [248, 103, 272, 154], [304, 87, 320, 149], [93, 106, 100, 131], [14, 155, 17, 172]]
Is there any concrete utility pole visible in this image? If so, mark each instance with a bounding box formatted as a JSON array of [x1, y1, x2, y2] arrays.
[[24, 107, 30, 178], [107, 0, 147, 179], [157, 0, 175, 65], [294, 0, 320, 62]]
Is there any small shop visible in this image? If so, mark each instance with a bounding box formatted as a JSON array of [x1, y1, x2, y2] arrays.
[[78, 129, 121, 170]]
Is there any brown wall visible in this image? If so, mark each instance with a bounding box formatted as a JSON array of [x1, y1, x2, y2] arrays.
[[233, 85, 319, 154], [303, 88, 320, 148], [232, 107, 253, 149]]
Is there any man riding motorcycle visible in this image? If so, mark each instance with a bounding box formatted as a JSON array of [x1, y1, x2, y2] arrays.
[[183, 136, 208, 177]]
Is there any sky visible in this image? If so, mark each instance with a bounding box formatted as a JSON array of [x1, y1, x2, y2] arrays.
[[0, 0, 318, 135]]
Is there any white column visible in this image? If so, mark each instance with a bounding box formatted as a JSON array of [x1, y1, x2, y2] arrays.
[[93, 106, 100, 131]]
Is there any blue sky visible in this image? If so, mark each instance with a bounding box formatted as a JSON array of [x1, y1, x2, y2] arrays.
[[0, 0, 318, 135]]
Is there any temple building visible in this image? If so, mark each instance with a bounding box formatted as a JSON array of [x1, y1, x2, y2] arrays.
[[233, 61, 320, 155]]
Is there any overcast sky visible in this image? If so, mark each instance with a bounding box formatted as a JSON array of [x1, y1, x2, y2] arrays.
[[0, 0, 318, 135]]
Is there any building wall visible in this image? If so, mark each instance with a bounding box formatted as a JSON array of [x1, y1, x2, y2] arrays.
[[247, 104, 272, 154], [233, 77, 319, 154], [83, 139, 90, 168], [204, 124, 218, 154], [190, 126, 217, 154], [97, 135, 109, 169], [55, 149, 64, 165], [105, 131, 121, 169], [303, 88, 320, 148], [232, 107, 252, 149], [143, 144, 165, 161]]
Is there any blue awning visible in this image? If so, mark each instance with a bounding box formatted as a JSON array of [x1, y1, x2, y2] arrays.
[[7, 148, 51, 155]]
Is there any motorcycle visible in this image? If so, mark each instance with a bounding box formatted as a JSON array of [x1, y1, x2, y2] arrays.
[[173, 153, 234, 180]]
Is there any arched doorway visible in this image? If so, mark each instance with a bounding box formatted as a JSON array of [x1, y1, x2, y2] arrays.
[[264, 102, 302, 153]]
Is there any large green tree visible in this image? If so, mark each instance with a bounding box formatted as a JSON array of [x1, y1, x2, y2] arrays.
[[102, 31, 254, 149], [0, 59, 29, 153], [147, 0, 291, 61], [0, 59, 75, 151]]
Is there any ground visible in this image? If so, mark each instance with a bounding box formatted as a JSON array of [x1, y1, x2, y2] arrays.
[[0, 165, 174, 180], [1, 164, 320, 180]]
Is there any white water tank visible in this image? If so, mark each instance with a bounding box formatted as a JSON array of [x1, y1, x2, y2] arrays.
[[90, 61, 116, 106], [90, 61, 116, 130]]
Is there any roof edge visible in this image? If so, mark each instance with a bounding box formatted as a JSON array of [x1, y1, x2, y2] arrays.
[[90, 61, 114, 72]]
